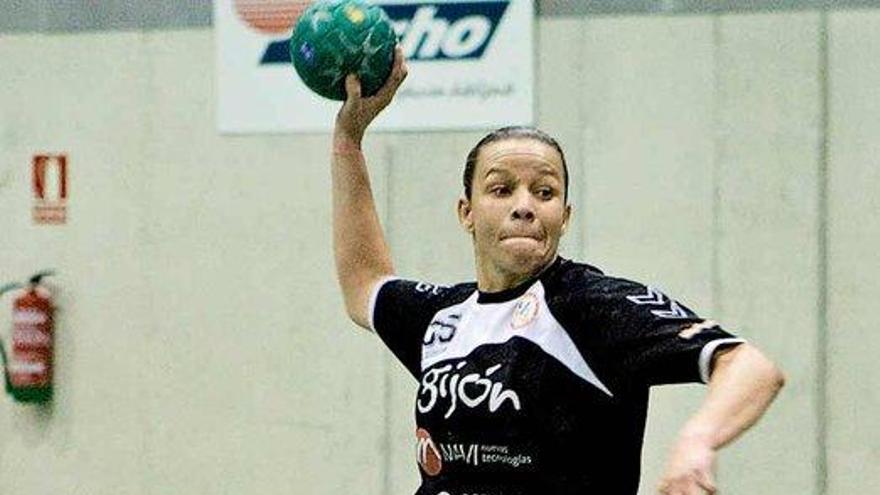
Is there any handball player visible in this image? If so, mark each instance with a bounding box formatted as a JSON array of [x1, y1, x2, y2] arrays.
[[330, 47, 785, 495]]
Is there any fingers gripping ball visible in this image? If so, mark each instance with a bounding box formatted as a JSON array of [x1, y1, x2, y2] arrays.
[[290, 0, 397, 101]]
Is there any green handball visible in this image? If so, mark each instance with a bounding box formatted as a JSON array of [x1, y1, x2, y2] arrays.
[[290, 0, 397, 101]]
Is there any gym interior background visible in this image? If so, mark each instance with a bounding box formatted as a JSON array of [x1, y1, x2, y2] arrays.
[[1, 0, 878, 493]]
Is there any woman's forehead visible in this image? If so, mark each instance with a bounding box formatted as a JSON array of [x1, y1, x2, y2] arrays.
[[478, 139, 564, 177]]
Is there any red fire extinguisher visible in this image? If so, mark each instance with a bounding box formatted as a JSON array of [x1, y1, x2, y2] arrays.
[[0, 270, 56, 404]]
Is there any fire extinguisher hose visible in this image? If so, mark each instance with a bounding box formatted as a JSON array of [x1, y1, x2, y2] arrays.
[[0, 339, 10, 392], [0, 282, 25, 393]]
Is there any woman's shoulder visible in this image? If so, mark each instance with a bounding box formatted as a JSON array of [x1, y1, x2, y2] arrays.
[[546, 257, 650, 301]]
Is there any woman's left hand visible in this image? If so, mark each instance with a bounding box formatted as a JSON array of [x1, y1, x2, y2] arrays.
[[657, 435, 718, 494]]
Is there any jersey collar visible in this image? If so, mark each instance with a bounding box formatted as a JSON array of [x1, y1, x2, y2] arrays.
[[476, 256, 566, 304]]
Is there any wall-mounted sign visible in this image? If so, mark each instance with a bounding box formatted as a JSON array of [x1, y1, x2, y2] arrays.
[[32, 154, 67, 225], [215, 0, 534, 133]]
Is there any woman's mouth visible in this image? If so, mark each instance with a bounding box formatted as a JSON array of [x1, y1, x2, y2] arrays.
[[501, 235, 542, 246]]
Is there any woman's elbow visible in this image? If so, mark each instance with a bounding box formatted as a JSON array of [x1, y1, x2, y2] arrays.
[[754, 347, 786, 393], [770, 362, 786, 391]]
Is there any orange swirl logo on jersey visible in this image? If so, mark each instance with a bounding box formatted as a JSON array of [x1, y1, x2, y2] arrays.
[[511, 292, 539, 329], [415, 428, 443, 476], [234, 0, 311, 34]]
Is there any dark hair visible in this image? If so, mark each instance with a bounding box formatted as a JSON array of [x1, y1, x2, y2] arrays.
[[463, 126, 569, 202]]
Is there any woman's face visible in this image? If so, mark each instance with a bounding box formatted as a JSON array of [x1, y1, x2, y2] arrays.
[[458, 138, 571, 287]]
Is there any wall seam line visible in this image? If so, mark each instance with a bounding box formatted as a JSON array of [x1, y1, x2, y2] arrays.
[[577, 16, 588, 262], [381, 143, 394, 495], [710, 15, 723, 322], [816, 9, 830, 495]]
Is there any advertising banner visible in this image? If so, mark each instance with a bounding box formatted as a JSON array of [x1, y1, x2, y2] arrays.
[[215, 0, 534, 133]]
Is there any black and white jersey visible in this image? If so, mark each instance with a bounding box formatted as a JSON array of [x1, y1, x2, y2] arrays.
[[369, 257, 744, 495]]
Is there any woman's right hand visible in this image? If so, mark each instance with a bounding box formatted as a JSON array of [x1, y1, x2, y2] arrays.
[[335, 46, 408, 146]]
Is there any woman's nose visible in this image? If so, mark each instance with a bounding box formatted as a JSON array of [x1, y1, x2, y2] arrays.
[[512, 207, 535, 220], [511, 190, 536, 221]]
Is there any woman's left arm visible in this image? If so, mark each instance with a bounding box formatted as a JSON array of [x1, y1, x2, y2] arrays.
[[657, 343, 786, 494]]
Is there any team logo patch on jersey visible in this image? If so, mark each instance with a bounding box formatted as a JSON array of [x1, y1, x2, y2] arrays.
[[625, 286, 691, 319], [416, 428, 443, 476], [425, 313, 460, 346], [678, 320, 719, 339], [415, 282, 449, 295], [511, 293, 539, 329], [423, 312, 461, 359]]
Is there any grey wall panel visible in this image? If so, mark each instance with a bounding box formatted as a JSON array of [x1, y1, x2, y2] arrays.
[[827, 11, 880, 495], [0, 0, 212, 32], [0, 0, 46, 31], [45, 0, 210, 31], [577, 16, 716, 296], [714, 12, 822, 495], [540, 0, 880, 16]]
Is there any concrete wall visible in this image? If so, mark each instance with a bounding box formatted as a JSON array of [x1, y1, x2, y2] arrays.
[[0, 10, 878, 495], [827, 11, 880, 495]]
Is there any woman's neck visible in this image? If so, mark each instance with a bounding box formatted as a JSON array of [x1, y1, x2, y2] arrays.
[[475, 255, 558, 293]]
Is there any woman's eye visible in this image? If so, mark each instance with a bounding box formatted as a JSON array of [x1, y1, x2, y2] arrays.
[[536, 188, 553, 199], [490, 186, 510, 196]]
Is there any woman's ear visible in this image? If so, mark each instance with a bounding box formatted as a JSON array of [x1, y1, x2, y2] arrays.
[[561, 204, 572, 235], [457, 197, 474, 234]]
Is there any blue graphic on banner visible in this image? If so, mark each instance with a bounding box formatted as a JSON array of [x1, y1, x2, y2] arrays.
[[260, 1, 510, 65]]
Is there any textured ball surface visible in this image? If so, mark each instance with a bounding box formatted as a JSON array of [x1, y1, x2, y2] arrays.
[[289, 0, 397, 101]]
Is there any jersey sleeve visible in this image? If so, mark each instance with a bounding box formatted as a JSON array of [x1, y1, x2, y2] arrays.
[[368, 278, 462, 379], [567, 275, 744, 387]]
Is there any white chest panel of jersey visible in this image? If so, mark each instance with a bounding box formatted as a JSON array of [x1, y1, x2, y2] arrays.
[[420, 281, 613, 398]]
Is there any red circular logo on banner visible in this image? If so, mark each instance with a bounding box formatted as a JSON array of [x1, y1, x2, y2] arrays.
[[234, 0, 312, 34]]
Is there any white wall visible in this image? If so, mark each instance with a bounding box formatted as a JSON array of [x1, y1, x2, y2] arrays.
[[827, 11, 880, 495], [0, 10, 878, 495]]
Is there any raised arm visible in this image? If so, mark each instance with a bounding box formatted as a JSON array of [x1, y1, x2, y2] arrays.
[[657, 343, 785, 494], [333, 48, 408, 330]]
